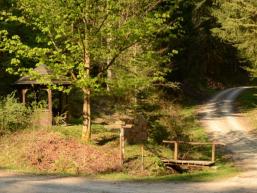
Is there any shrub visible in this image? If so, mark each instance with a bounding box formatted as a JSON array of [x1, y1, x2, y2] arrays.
[[144, 101, 193, 144], [0, 93, 32, 135]]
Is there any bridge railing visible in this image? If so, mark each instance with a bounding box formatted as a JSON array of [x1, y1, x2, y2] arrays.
[[163, 140, 225, 163]]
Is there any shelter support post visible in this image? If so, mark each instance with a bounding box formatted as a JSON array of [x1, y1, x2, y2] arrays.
[[21, 89, 28, 104], [47, 89, 53, 125]]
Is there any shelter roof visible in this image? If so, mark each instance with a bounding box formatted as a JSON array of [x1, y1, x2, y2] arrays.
[[15, 64, 71, 85]]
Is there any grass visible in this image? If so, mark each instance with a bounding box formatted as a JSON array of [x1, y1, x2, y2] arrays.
[[236, 87, 257, 112], [96, 163, 238, 182], [94, 106, 237, 182], [0, 100, 238, 182], [236, 87, 257, 130], [180, 105, 209, 142], [53, 124, 106, 138], [53, 125, 82, 140], [0, 124, 238, 181], [0, 130, 38, 173], [51, 117, 237, 181]]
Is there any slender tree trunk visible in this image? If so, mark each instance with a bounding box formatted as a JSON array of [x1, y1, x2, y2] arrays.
[[106, 0, 112, 92], [106, 65, 112, 91], [82, 88, 91, 142], [81, 50, 91, 142]]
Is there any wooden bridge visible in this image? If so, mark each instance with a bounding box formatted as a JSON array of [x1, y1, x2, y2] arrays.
[[162, 140, 225, 170]]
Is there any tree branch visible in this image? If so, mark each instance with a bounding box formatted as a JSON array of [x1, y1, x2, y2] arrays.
[[94, 14, 109, 34], [70, 70, 77, 81], [98, 40, 139, 76], [48, 28, 60, 51], [144, 0, 164, 13]]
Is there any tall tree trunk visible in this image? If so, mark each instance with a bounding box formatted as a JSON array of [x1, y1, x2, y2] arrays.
[[82, 88, 91, 142], [82, 49, 91, 142]]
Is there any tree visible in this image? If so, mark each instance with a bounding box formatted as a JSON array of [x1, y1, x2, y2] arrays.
[[211, 0, 257, 77], [0, 0, 34, 95], [0, 0, 167, 142], [157, 0, 250, 89]]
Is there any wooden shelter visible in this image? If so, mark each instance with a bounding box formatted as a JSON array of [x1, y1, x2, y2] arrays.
[[15, 64, 71, 126]]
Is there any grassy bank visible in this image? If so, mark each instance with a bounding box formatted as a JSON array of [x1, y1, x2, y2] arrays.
[[97, 164, 237, 182], [236, 87, 257, 130], [0, 102, 238, 181]]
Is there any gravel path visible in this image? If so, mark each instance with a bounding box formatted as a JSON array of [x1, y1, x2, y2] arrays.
[[202, 87, 257, 170], [0, 87, 257, 193]]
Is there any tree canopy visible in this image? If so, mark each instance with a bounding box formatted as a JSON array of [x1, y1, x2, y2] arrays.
[[212, 0, 257, 78], [1, 0, 174, 141]]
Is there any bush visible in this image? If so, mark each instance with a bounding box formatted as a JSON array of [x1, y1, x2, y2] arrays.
[[144, 101, 194, 144], [0, 93, 32, 135]]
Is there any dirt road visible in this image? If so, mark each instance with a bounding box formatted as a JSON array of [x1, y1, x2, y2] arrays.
[[0, 87, 257, 193], [202, 87, 257, 170]]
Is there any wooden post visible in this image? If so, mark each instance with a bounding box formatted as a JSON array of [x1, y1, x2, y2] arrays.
[[47, 89, 53, 126], [212, 143, 216, 162], [21, 89, 28, 104], [120, 127, 125, 166], [141, 144, 144, 171], [174, 142, 178, 161]]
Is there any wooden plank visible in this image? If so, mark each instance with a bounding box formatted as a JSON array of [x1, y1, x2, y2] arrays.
[[104, 124, 123, 129], [115, 120, 126, 125], [122, 124, 133, 129], [104, 124, 134, 130], [163, 140, 225, 145], [162, 159, 215, 166], [163, 161, 214, 166]]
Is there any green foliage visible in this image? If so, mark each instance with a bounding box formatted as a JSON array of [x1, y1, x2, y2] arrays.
[[148, 120, 169, 144], [212, 0, 257, 78], [235, 87, 257, 130], [136, 91, 208, 144], [155, 107, 207, 143], [0, 0, 174, 141], [0, 93, 31, 134], [161, 0, 250, 89], [54, 113, 67, 126], [236, 88, 257, 112], [0, 0, 169, 92]]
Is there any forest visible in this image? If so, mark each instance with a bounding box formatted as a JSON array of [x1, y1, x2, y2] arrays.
[[0, 0, 257, 181]]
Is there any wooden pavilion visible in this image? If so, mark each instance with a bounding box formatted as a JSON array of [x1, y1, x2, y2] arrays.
[[15, 64, 71, 126]]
